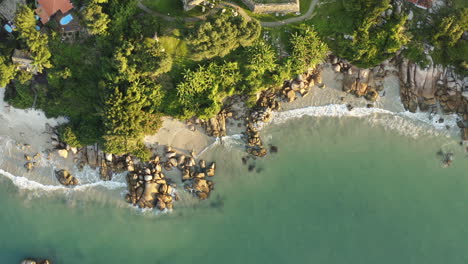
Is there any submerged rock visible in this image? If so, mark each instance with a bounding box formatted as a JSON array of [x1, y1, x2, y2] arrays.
[[269, 145, 278, 153], [55, 169, 78, 186], [21, 260, 37, 264]]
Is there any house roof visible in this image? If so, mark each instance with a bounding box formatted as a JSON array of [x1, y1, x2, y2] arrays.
[[0, 0, 26, 21], [406, 0, 432, 9], [35, 0, 73, 24]]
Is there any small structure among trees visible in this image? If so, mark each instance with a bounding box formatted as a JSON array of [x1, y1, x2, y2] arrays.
[[0, 0, 26, 21], [11, 49, 38, 74], [35, 0, 74, 24], [406, 0, 432, 9]]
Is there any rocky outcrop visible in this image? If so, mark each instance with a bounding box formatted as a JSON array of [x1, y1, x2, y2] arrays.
[[21, 258, 51, 264], [201, 109, 235, 137], [125, 146, 218, 210], [280, 69, 323, 102], [242, 68, 323, 157], [398, 57, 468, 114], [55, 169, 78, 186], [397, 57, 468, 139], [330, 55, 384, 102], [125, 154, 177, 210]]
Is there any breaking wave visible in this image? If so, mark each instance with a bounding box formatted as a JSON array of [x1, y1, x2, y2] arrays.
[[270, 104, 460, 138], [0, 168, 126, 192]]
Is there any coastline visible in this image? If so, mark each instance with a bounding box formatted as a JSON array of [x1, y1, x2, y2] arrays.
[[0, 60, 465, 200]]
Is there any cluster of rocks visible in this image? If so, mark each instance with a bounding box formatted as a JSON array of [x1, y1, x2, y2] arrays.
[[125, 155, 178, 210], [125, 146, 217, 211], [397, 57, 468, 141], [180, 152, 216, 200], [74, 144, 122, 181], [54, 169, 79, 186], [47, 125, 122, 181], [21, 259, 51, 264], [245, 123, 267, 157], [330, 55, 384, 102], [243, 90, 276, 157], [200, 109, 233, 137], [240, 70, 323, 157], [23, 152, 41, 172], [280, 69, 324, 102]]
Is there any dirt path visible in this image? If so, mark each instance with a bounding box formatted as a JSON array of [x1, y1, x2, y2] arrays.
[[137, 0, 319, 27]]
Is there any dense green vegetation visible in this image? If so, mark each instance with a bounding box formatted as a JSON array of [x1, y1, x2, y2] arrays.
[[431, 7, 468, 73], [82, 0, 111, 36], [308, 0, 409, 68], [307, 0, 466, 73], [242, 40, 278, 97], [177, 61, 241, 119], [187, 14, 261, 60], [15, 5, 52, 73], [0, 56, 16, 87]]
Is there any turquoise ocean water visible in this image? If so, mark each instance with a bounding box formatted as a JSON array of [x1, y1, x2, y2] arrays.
[[1, 114, 468, 263]]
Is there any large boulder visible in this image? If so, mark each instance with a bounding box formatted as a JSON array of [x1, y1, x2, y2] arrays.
[[285, 89, 296, 102], [57, 149, 68, 159], [463, 128, 468, 141], [206, 162, 216, 177], [55, 169, 78, 186], [193, 179, 210, 193], [21, 260, 36, 264]]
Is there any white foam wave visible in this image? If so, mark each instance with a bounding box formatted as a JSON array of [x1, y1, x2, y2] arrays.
[[269, 104, 459, 138], [0, 168, 126, 192], [197, 134, 244, 157]]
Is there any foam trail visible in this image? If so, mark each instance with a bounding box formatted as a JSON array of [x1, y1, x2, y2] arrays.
[[269, 104, 459, 138], [197, 134, 244, 157], [0, 169, 126, 192], [272, 104, 395, 123]]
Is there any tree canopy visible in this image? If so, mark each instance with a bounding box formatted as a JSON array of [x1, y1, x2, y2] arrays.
[[103, 81, 162, 160], [0, 56, 16, 87], [177, 62, 241, 119], [187, 13, 261, 61], [242, 40, 278, 95], [15, 5, 52, 73], [113, 38, 173, 81], [83, 3, 111, 36], [433, 8, 468, 47], [289, 26, 329, 74]]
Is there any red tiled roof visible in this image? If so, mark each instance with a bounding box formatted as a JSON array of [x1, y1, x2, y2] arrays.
[[35, 0, 73, 24], [406, 0, 432, 9]]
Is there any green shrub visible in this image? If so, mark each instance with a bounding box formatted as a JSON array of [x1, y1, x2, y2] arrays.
[[58, 125, 83, 147], [187, 13, 261, 61], [176, 61, 241, 119]]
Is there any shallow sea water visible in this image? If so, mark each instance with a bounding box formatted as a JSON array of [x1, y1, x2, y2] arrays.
[[1, 115, 468, 263]]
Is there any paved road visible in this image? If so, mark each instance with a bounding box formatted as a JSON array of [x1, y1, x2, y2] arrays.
[[137, 0, 319, 27]]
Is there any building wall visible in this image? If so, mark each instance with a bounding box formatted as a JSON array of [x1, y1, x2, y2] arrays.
[[241, 0, 299, 13]]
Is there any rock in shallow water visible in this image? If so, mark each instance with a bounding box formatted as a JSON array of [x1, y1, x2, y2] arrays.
[[55, 169, 78, 186]]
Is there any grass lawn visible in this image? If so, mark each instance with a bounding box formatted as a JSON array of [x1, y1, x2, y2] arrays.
[[142, 0, 184, 15], [306, 0, 354, 36]]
